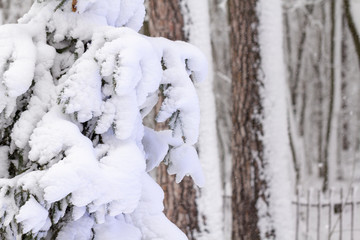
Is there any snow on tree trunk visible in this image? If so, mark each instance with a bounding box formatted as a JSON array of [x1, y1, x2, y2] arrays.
[[180, 0, 224, 239], [257, 0, 293, 239], [0, 0, 207, 239], [325, 0, 343, 191], [229, 0, 266, 239], [230, 0, 293, 239]]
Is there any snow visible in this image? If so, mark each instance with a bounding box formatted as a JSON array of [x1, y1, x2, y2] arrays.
[[76, 0, 145, 31], [257, 0, 294, 239], [131, 174, 188, 240], [0, 25, 36, 97], [15, 196, 51, 234], [168, 144, 205, 187], [142, 127, 169, 172], [0, 0, 207, 238], [181, 0, 224, 239], [350, 0, 360, 34], [56, 215, 95, 240], [93, 216, 141, 240], [328, 0, 344, 190]]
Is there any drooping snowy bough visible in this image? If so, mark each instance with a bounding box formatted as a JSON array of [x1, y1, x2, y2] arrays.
[[0, 0, 206, 239]]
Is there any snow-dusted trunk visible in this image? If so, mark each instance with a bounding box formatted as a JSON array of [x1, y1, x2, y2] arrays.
[[325, 0, 343, 190], [180, 0, 224, 239], [257, 0, 293, 239], [146, 1, 200, 238], [230, 0, 293, 239], [229, 0, 266, 239]]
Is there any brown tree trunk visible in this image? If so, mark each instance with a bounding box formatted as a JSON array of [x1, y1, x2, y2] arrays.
[[229, 0, 271, 239], [72, 0, 77, 12], [146, 1, 200, 239]]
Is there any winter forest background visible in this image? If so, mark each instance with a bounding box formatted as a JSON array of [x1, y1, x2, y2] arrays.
[[0, 0, 359, 239]]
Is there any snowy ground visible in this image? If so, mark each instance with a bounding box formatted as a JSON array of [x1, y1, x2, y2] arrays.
[[294, 186, 360, 240]]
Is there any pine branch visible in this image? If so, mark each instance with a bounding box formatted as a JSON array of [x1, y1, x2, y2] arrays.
[[54, 0, 67, 12]]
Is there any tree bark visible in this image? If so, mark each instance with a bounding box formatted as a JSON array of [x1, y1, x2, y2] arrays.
[[146, 1, 200, 239], [72, 0, 77, 12], [344, 0, 360, 67], [229, 0, 269, 239]]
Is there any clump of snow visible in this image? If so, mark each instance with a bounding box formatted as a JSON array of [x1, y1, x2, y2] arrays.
[[76, 0, 145, 31], [0, 24, 36, 98], [142, 127, 169, 172], [131, 174, 188, 240], [15, 196, 51, 234], [168, 144, 205, 187], [56, 215, 95, 240]]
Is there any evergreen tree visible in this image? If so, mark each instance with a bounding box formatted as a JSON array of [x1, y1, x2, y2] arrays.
[[0, 0, 206, 239]]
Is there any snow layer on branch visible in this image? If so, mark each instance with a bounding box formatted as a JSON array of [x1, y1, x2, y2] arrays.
[[257, 0, 294, 239], [0, 24, 36, 98], [142, 127, 169, 172], [15, 196, 50, 234], [93, 216, 141, 240], [131, 174, 188, 240], [0, 0, 208, 238], [20, 0, 145, 32], [0, 24, 38, 118], [152, 37, 207, 145], [11, 42, 56, 149], [76, 0, 145, 31], [168, 144, 205, 187], [56, 215, 95, 240], [28, 107, 145, 213]]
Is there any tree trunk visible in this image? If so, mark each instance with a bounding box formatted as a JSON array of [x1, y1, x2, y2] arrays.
[[229, 0, 269, 239], [344, 0, 360, 67], [72, 0, 77, 12], [146, 1, 200, 239]]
